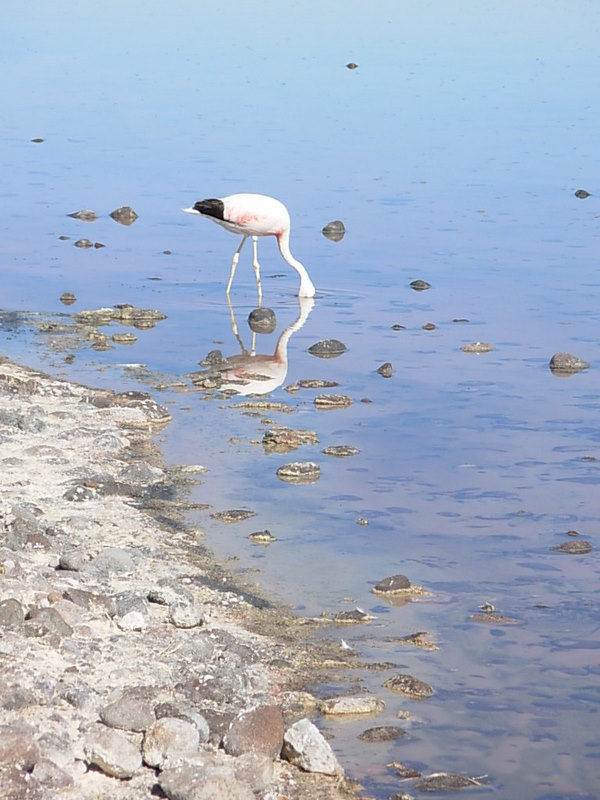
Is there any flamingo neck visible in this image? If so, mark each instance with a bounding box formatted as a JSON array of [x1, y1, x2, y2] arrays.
[[277, 231, 315, 298]]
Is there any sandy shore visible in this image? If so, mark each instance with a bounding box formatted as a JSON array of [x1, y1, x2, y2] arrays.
[[0, 357, 360, 800]]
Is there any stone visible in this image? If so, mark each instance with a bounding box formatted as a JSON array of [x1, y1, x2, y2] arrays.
[[0, 598, 25, 629], [0, 766, 42, 799], [117, 610, 147, 631], [223, 704, 283, 760], [142, 717, 200, 768], [409, 279, 430, 291], [68, 209, 97, 221], [110, 206, 138, 225], [0, 724, 40, 769], [377, 362, 393, 377], [233, 751, 275, 792], [320, 694, 385, 716], [32, 757, 74, 789], [84, 726, 142, 779], [154, 702, 210, 742], [24, 607, 73, 639], [148, 583, 194, 606], [308, 339, 347, 358], [372, 574, 412, 595], [169, 599, 204, 629], [322, 220, 346, 242], [358, 726, 407, 742], [461, 341, 495, 353], [159, 760, 253, 800], [313, 393, 353, 408], [100, 687, 155, 732], [552, 540, 593, 555], [282, 718, 344, 776], [91, 547, 137, 574], [57, 548, 89, 571], [383, 673, 434, 699], [276, 461, 320, 483], [248, 307, 276, 334], [549, 352, 590, 376]]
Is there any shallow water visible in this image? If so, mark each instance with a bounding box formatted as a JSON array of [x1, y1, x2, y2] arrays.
[[2, 2, 600, 797]]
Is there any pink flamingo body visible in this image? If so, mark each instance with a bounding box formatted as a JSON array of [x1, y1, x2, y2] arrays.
[[183, 193, 315, 300]]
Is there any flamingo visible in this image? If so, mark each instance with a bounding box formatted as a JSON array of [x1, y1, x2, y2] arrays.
[[183, 193, 315, 302]]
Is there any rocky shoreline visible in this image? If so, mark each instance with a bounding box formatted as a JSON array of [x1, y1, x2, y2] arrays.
[[0, 357, 360, 800]]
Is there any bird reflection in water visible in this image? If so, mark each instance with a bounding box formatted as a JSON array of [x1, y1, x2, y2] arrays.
[[192, 296, 314, 397]]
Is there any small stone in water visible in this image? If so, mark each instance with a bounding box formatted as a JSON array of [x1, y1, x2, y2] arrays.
[[94, 241, 105, 248], [297, 379, 339, 388], [389, 761, 421, 779], [60, 292, 76, 306], [248, 530, 277, 544], [74, 239, 93, 249], [68, 209, 98, 221], [422, 322, 436, 330], [383, 673, 434, 699], [314, 394, 353, 409], [322, 220, 346, 242], [110, 206, 138, 225], [359, 726, 406, 743], [574, 189, 591, 198], [276, 462, 320, 483], [210, 509, 256, 523], [415, 773, 487, 791], [322, 445, 359, 457], [308, 339, 347, 358], [549, 352, 590, 376], [410, 279, 430, 291], [334, 608, 373, 623], [461, 341, 495, 353], [320, 695, 385, 715], [552, 540, 592, 555], [391, 323, 406, 330], [377, 362, 392, 377], [248, 307, 276, 333], [372, 574, 411, 595], [111, 333, 137, 345], [346, 62, 358, 69], [31, 137, 44, 143]]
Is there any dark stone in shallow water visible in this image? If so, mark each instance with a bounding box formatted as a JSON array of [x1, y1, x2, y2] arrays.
[[372, 574, 411, 595], [110, 206, 138, 225], [308, 339, 347, 358], [552, 540, 592, 555], [322, 220, 346, 241], [248, 307, 276, 334], [549, 352, 590, 376], [574, 189, 590, 198], [377, 362, 392, 377], [410, 279, 430, 291], [358, 726, 406, 742]]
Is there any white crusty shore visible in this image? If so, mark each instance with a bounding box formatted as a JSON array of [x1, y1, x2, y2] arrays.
[[0, 357, 358, 800]]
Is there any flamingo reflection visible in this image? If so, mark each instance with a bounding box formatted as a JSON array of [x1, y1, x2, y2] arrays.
[[191, 296, 314, 396]]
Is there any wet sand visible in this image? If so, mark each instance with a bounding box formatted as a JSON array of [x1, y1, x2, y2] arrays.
[[0, 356, 359, 800]]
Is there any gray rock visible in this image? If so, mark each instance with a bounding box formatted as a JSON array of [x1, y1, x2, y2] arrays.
[[159, 761, 254, 800], [223, 704, 284, 759], [308, 339, 347, 358], [282, 718, 344, 776], [24, 607, 73, 639], [32, 757, 74, 789], [63, 484, 96, 501], [372, 574, 412, 595], [84, 726, 142, 779], [549, 351, 590, 376], [248, 307, 276, 334], [58, 548, 90, 572], [114, 591, 149, 618], [110, 206, 138, 225], [322, 220, 346, 242], [100, 687, 155, 732], [91, 547, 137, 574], [155, 702, 210, 742], [0, 598, 25, 629], [233, 751, 275, 792], [148, 582, 194, 606], [142, 717, 200, 768], [117, 610, 147, 631], [0, 765, 42, 799], [168, 599, 204, 629]]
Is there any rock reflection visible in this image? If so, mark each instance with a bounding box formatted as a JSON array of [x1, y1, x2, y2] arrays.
[[191, 296, 314, 396]]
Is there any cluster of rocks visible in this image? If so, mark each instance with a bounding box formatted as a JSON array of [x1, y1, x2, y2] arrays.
[[0, 358, 357, 800]]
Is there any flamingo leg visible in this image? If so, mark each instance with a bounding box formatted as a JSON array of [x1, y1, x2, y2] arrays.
[[251, 236, 262, 306], [226, 235, 248, 296]]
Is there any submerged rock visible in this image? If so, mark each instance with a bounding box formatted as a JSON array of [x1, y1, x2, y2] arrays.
[[308, 339, 347, 358], [248, 307, 276, 334], [549, 352, 590, 376], [110, 205, 138, 225], [383, 673, 434, 699], [358, 726, 406, 742], [461, 341, 495, 353], [276, 462, 320, 483], [68, 209, 98, 221], [322, 220, 346, 242]]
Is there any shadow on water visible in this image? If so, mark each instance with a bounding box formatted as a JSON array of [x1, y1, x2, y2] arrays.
[[1, 1, 600, 797]]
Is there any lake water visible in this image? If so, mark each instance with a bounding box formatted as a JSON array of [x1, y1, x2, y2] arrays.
[[2, 2, 600, 797]]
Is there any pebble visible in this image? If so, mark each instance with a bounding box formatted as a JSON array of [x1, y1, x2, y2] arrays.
[[322, 445, 359, 457], [282, 718, 344, 776], [297, 378, 339, 388], [383, 673, 434, 699], [308, 339, 347, 358], [314, 394, 353, 409], [0, 598, 25, 629], [461, 341, 495, 353], [320, 695, 385, 716], [276, 461, 321, 483], [74, 238, 93, 249], [346, 62, 358, 69], [117, 610, 147, 631], [211, 509, 256, 523], [68, 209, 98, 221], [377, 362, 393, 377], [574, 189, 591, 198], [410, 279, 430, 291], [322, 220, 346, 241], [333, 608, 373, 623], [415, 773, 486, 791], [169, 599, 204, 628], [248, 307, 276, 333], [372, 574, 411, 595], [552, 540, 592, 555], [110, 206, 138, 225], [142, 717, 200, 768], [59, 291, 77, 305], [111, 332, 137, 344], [262, 427, 319, 452], [549, 352, 590, 375], [84, 725, 142, 779], [248, 529, 277, 544], [359, 726, 406, 742], [422, 322, 436, 331]]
